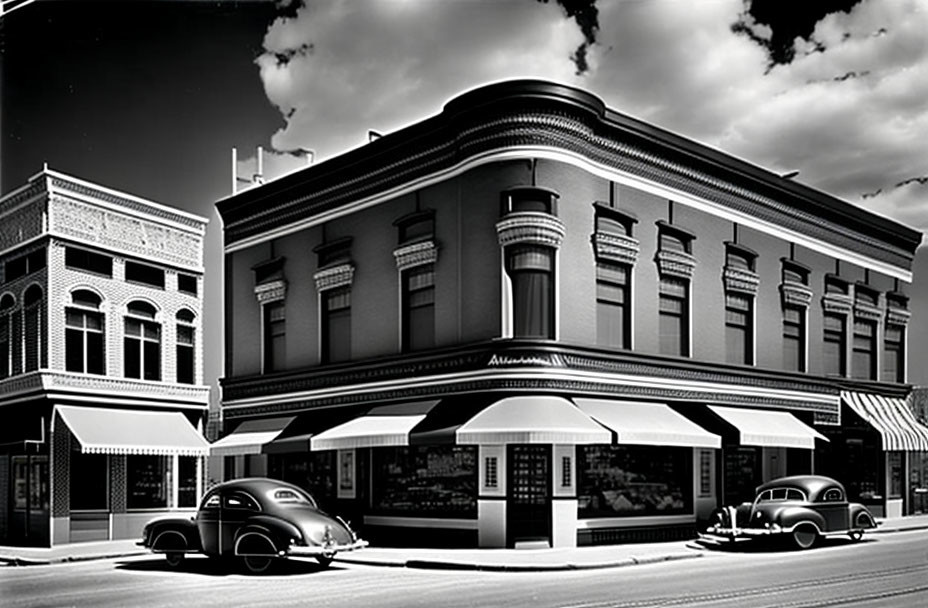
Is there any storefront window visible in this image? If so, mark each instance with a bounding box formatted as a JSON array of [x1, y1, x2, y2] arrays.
[[578, 445, 691, 518], [178, 457, 198, 508], [372, 446, 477, 517], [127, 455, 168, 509], [268, 452, 337, 511], [889, 452, 903, 499], [70, 452, 109, 510]]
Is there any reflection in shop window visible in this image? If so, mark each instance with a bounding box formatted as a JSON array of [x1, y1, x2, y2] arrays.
[[699, 450, 712, 496], [578, 445, 691, 518], [268, 452, 336, 511], [372, 446, 477, 517], [70, 452, 109, 510], [127, 455, 168, 509], [889, 452, 903, 498]]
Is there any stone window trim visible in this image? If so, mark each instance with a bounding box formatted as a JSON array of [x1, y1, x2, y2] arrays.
[[723, 241, 760, 296], [781, 258, 812, 284], [496, 213, 565, 249], [313, 237, 353, 269], [394, 240, 439, 272], [822, 274, 853, 315], [254, 280, 287, 305], [655, 249, 696, 280], [593, 201, 638, 232], [886, 292, 911, 327], [656, 220, 696, 248], [593, 232, 640, 266], [853, 283, 882, 322], [724, 241, 758, 269], [314, 263, 355, 293], [393, 208, 435, 245], [781, 281, 814, 308]]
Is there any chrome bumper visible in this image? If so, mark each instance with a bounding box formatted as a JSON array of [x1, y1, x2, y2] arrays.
[[287, 539, 369, 557]]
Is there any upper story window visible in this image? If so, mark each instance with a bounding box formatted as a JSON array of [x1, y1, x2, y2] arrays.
[[394, 209, 435, 245], [65, 247, 112, 277], [823, 312, 847, 377], [596, 261, 630, 350], [725, 292, 753, 365], [505, 244, 555, 339], [23, 285, 43, 372], [883, 323, 904, 383], [500, 186, 559, 216], [125, 261, 165, 290], [322, 287, 351, 363], [176, 309, 195, 384], [178, 273, 198, 296], [124, 301, 160, 381], [402, 264, 435, 352], [855, 285, 879, 308], [852, 319, 877, 381], [3, 248, 46, 284], [263, 302, 286, 373], [314, 238, 353, 269], [65, 290, 105, 375], [0, 294, 14, 380], [825, 275, 849, 295], [659, 275, 689, 357]]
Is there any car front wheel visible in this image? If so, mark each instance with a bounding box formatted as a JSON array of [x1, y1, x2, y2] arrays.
[[315, 554, 334, 568], [792, 525, 818, 550], [241, 555, 276, 574], [164, 552, 185, 568], [848, 530, 864, 542]]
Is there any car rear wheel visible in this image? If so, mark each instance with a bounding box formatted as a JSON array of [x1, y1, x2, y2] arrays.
[[792, 525, 818, 550], [164, 552, 185, 568], [241, 555, 276, 574]]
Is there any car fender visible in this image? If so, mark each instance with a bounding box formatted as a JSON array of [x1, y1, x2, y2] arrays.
[[848, 503, 877, 529], [774, 506, 825, 533], [146, 518, 202, 553], [233, 515, 301, 556]]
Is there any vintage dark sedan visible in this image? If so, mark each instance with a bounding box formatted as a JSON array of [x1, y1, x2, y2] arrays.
[[138, 478, 367, 573], [703, 475, 878, 549]]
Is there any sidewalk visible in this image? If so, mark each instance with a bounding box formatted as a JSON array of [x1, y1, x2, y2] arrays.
[[3, 514, 927, 571]]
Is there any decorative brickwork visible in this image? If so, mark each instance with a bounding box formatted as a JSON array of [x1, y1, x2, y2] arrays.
[[592, 232, 639, 266], [313, 263, 355, 292], [393, 240, 439, 271], [110, 456, 127, 514], [655, 249, 697, 280], [496, 212, 565, 248], [52, 423, 71, 518]]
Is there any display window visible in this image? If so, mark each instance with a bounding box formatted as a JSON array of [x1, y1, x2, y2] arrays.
[[578, 445, 692, 518], [127, 455, 168, 509], [268, 452, 336, 510], [371, 446, 477, 517]]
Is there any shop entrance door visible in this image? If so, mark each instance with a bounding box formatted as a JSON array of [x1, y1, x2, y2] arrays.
[[910, 452, 928, 515], [10, 455, 50, 545], [507, 445, 550, 547]]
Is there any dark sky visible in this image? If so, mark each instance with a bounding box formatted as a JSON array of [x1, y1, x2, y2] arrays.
[[1, 0, 280, 213]]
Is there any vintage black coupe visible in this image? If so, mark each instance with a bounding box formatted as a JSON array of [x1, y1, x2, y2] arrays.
[[703, 475, 878, 549], [139, 478, 367, 573]]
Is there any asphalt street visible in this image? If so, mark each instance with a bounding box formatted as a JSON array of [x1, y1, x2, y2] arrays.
[[2, 529, 927, 607]]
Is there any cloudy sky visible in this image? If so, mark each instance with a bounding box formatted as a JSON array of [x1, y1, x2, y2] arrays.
[[2, 0, 927, 385]]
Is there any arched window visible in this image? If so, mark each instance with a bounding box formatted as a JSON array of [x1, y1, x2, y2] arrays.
[[125, 301, 160, 381], [176, 309, 195, 384], [0, 294, 14, 379], [23, 285, 43, 372], [66, 290, 105, 375]]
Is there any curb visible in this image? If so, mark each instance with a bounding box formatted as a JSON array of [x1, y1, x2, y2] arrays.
[[340, 551, 701, 572]]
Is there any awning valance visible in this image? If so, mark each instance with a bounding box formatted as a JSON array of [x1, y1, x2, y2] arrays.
[[310, 401, 441, 451], [708, 405, 827, 450], [575, 399, 720, 449], [210, 416, 295, 457], [55, 405, 208, 457], [455, 396, 611, 445], [842, 391, 928, 451]]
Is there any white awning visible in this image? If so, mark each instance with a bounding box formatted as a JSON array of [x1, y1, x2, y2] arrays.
[[708, 405, 827, 450], [209, 417, 295, 457], [54, 405, 208, 457], [575, 399, 720, 449], [456, 396, 611, 445], [310, 401, 441, 451], [842, 391, 928, 451]]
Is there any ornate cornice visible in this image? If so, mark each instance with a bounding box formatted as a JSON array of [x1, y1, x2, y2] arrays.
[[723, 266, 760, 295], [822, 293, 853, 315], [655, 249, 697, 279], [393, 240, 438, 271], [254, 279, 287, 304], [854, 302, 882, 323], [313, 263, 355, 292], [217, 82, 918, 273], [0, 371, 209, 408], [886, 307, 911, 327], [781, 281, 814, 308], [496, 212, 565, 248], [592, 232, 639, 266]]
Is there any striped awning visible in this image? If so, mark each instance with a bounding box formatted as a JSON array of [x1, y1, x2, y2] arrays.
[[841, 391, 928, 451], [575, 399, 721, 449], [708, 405, 827, 450], [456, 396, 611, 445], [55, 405, 208, 457], [310, 401, 441, 451], [210, 417, 295, 457]]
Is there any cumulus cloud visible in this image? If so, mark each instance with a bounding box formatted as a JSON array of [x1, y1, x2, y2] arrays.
[[254, 0, 928, 231]]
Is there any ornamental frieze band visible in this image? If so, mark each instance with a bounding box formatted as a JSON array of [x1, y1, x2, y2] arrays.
[[655, 249, 697, 279], [781, 281, 814, 308], [393, 240, 439, 271], [313, 263, 355, 292], [723, 266, 760, 295], [592, 232, 640, 266]]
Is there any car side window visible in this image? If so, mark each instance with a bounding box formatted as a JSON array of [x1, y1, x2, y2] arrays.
[[822, 488, 844, 502], [224, 492, 260, 511], [785, 489, 805, 501], [201, 493, 221, 510]]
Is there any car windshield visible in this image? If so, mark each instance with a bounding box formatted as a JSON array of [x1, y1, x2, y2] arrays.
[[268, 486, 317, 508]]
